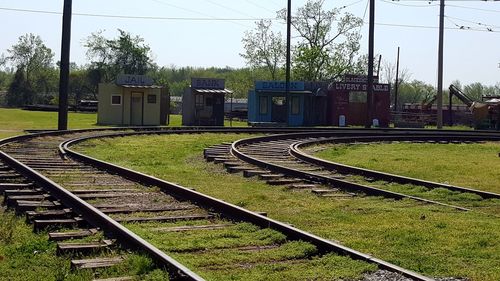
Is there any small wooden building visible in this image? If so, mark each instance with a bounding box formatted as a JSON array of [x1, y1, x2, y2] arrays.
[[97, 74, 169, 126], [182, 78, 232, 126], [248, 81, 328, 126]]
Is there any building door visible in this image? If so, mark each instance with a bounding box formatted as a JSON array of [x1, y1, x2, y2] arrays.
[[130, 92, 143, 125]]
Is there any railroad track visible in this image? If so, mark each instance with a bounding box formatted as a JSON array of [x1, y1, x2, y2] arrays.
[[205, 131, 500, 214], [0, 127, 441, 281]]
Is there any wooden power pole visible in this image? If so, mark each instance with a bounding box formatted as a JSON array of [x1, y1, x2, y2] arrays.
[[436, 0, 445, 129], [366, 0, 375, 128], [285, 0, 292, 126], [58, 0, 72, 130]]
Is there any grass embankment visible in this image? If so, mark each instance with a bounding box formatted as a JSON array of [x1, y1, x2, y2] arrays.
[[0, 108, 248, 139], [77, 134, 500, 281]]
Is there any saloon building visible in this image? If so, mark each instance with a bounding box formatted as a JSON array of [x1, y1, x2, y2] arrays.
[[97, 74, 169, 126]]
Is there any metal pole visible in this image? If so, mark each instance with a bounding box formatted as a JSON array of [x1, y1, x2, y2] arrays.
[[285, 0, 292, 126], [376, 54, 382, 78], [58, 0, 72, 130], [366, 0, 375, 128], [230, 93, 233, 127], [436, 0, 445, 129], [394, 47, 400, 111], [449, 88, 453, 126]]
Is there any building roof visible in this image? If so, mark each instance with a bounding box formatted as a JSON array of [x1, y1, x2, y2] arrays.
[[194, 88, 233, 94], [121, 85, 163, 89], [256, 90, 313, 94]]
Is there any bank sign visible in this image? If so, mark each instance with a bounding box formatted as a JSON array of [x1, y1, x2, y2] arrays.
[[116, 74, 154, 86], [191, 78, 225, 90], [255, 81, 305, 91]]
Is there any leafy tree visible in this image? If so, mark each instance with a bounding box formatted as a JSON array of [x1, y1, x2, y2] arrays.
[[6, 68, 34, 106], [397, 80, 435, 106], [6, 33, 54, 84], [278, 0, 363, 81], [240, 20, 285, 80], [84, 29, 155, 83]]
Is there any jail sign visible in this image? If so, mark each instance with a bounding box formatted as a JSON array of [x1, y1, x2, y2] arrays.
[[116, 74, 154, 86]]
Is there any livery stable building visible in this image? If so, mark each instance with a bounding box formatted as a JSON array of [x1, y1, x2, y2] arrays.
[[182, 78, 233, 126], [97, 75, 169, 126]]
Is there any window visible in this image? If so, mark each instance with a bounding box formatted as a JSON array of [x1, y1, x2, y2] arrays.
[[111, 95, 122, 105], [195, 94, 204, 109], [259, 96, 268, 115], [291, 96, 300, 115], [206, 97, 213, 106], [147, 94, 157, 104]]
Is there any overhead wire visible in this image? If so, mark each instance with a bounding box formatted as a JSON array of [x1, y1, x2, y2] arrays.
[[244, 0, 278, 15], [148, 0, 252, 28], [0, 6, 499, 33], [445, 14, 500, 28], [380, 0, 439, 7], [447, 3, 500, 12]]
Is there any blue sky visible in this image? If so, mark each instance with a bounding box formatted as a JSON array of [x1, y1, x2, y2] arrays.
[[0, 0, 499, 87]]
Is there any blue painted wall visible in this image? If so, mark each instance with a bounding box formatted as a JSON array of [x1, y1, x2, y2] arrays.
[[248, 90, 305, 126]]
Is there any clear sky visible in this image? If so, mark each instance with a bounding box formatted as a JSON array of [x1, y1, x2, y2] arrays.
[[0, 0, 499, 87]]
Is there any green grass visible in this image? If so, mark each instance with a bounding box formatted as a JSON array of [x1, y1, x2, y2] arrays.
[[313, 142, 500, 194], [77, 134, 500, 281], [0, 205, 169, 281], [0, 108, 247, 139]]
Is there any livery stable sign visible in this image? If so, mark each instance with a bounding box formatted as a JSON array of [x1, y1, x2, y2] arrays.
[[329, 82, 390, 92]]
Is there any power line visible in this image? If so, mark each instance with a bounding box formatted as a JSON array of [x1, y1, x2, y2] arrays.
[[1, 6, 499, 33], [447, 3, 500, 12], [148, 0, 252, 28], [445, 14, 500, 28], [380, 0, 439, 7], [244, 0, 277, 15], [0, 6, 273, 21], [204, 0, 257, 19]]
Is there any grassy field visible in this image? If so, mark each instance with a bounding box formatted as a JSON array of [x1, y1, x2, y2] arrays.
[[0, 108, 247, 139], [77, 134, 500, 281], [313, 142, 500, 194]]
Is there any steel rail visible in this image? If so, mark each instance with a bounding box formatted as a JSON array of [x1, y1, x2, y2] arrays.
[[230, 135, 472, 211], [61, 132, 434, 281], [290, 135, 500, 199], [0, 150, 204, 281]]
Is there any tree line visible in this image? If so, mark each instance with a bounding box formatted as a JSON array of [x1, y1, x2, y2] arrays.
[[0, 0, 499, 109]]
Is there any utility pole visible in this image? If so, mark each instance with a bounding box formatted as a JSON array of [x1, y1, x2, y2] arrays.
[[366, 0, 375, 128], [394, 47, 400, 111], [285, 0, 292, 126], [436, 0, 445, 129], [58, 0, 72, 130]]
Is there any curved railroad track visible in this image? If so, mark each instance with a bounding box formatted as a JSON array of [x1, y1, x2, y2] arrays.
[[206, 131, 500, 213], [1, 127, 449, 281]]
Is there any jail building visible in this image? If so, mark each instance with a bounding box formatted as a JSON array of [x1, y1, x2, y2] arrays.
[[97, 74, 169, 126]]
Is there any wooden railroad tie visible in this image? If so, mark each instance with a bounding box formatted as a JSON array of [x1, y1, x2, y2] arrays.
[[57, 239, 114, 255], [49, 229, 99, 241], [71, 257, 124, 270]]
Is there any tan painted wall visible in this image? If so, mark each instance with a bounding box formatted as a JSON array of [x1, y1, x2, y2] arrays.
[[97, 83, 123, 125], [98, 83, 163, 126]]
